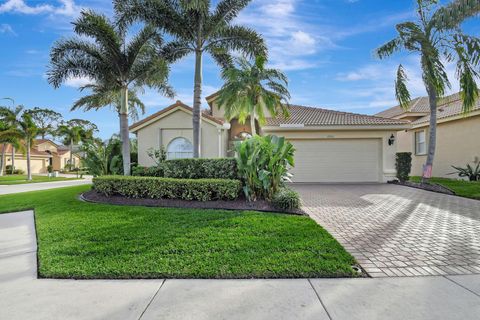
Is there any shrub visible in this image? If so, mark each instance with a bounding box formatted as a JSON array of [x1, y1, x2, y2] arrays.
[[396, 152, 412, 182], [132, 165, 164, 177], [47, 165, 53, 173], [93, 176, 241, 201], [5, 165, 25, 175], [272, 187, 301, 211], [450, 163, 480, 181], [162, 158, 238, 179], [235, 135, 295, 201]]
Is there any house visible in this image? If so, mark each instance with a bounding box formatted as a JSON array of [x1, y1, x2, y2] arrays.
[[376, 92, 480, 178], [130, 95, 409, 183], [0, 139, 82, 174]]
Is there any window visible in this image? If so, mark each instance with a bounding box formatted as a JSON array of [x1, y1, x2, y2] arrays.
[[415, 131, 426, 155], [167, 137, 193, 160]]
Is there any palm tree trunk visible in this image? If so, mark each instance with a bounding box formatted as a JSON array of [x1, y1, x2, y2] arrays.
[[120, 87, 131, 175], [250, 115, 257, 136], [70, 138, 74, 170], [422, 83, 438, 183], [0, 143, 5, 176], [26, 139, 31, 181], [11, 146, 15, 174], [192, 49, 203, 158]]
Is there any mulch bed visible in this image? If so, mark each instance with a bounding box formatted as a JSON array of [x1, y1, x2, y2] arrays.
[[80, 190, 306, 215], [388, 180, 456, 196]]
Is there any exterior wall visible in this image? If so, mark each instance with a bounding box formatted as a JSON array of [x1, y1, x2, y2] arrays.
[[264, 129, 399, 182], [397, 115, 480, 177], [57, 152, 82, 170], [136, 109, 224, 167], [36, 142, 58, 153]]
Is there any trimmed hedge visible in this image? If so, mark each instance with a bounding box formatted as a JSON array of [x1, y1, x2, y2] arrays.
[[93, 176, 241, 201], [162, 158, 238, 179], [272, 187, 301, 211], [132, 165, 164, 177], [396, 152, 412, 182]]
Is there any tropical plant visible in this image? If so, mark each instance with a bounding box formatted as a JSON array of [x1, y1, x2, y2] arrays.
[[450, 163, 480, 181], [47, 10, 173, 175], [217, 55, 290, 135], [146, 146, 167, 166], [375, 0, 480, 183], [0, 104, 24, 174], [26, 107, 63, 139], [0, 120, 22, 176], [235, 135, 295, 201], [82, 135, 131, 176], [17, 113, 38, 180], [115, 0, 267, 157], [56, 124, 86, 170]]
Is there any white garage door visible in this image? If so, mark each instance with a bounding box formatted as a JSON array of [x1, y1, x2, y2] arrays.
[[290, 139, 381, 183]]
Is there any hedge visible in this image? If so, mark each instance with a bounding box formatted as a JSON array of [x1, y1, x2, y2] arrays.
[[162, 158, 238, 179], [396, 152, 412, 182], [93, 176, 241, 201], [132, 165, 164, 177]]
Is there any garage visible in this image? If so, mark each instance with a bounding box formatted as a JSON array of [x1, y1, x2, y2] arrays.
[[289, 139, 382, 183]]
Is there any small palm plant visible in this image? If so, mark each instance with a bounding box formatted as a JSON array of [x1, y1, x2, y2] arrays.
[[375, 0, 480, 183], [115, 0, 267, 157], [56, 124, 85, 170], [47, 10, 172, 175], [217, 56, 290, 136], [450, 163, 480, 181]]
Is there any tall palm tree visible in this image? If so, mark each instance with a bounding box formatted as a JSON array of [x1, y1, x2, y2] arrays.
[[115, 0, 267, 157], [376, 0, 480, 182], [217, 55, 290, 136], [18, 113, 38, 181], [0, 120, 22, 176], [0, 105, 24, 173], [57, 124, 85, 170], [47, 10, 172, 175]]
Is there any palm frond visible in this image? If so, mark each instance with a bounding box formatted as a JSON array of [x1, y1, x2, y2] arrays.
[[395, 65, 412, 110], [432, 0, 480, 31], [375, 37, 404, 59], [207, 25, 267, 58]]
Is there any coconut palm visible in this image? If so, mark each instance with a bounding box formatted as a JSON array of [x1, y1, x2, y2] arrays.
[[0, 104, 24, 174], [0, 120, 22, 176], [115, 0, 267, 157], [18, 113, 38, 181], [217, 55, 290, 136], [56, 124, 85, 171], [47, 10, 172, 175], [376, 0, 480, 182]]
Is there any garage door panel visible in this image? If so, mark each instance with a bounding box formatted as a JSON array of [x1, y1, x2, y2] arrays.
[[290, 139, 381, 183]]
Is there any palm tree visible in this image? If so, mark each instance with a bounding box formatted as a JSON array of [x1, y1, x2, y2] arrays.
[[115, 0, 267, 157], [0, 104, 24, 174], [376, 0, 480, 182], [18, 113, 38, 181], [56, 124, 85, 171], [72, 84, 154, 122], [47, 10, 172, 175], [0, 120, 22, 176], [217, 55, 290, 136]]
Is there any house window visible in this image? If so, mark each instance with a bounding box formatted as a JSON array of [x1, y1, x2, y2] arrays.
[[415, 131, 426, 155], [167, 137, 193, 160]]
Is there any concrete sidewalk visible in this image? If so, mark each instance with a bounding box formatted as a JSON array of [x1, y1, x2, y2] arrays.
[[0, 178, 91, 195], [1, 211, 479, 320]]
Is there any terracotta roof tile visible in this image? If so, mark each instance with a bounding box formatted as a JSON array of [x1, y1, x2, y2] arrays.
[[266, 105, 409, 127], [0, 144, 52, 157]]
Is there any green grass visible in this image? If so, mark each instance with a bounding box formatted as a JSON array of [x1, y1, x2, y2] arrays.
[[0, 175, 80, 185], [410, 176, 480, 200], [0, 185, 357, 279]]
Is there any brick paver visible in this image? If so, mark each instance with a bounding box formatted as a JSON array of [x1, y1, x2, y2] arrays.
[[294, 183, 480, 278]]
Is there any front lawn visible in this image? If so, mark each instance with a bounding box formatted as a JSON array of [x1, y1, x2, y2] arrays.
[[0, 175, 80, 185], [410, 176, 480, 200], [0, 185, 356, 279]]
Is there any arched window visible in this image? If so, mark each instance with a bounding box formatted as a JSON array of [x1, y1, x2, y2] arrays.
[[167, 137, 193, 159]]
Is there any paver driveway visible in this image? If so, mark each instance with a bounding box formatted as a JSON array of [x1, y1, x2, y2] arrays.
[[294, 183, 480, 278]]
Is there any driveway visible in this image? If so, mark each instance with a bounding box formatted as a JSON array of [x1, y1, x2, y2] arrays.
[[294, 183, 480, 278], [0, 178, 91, 195]]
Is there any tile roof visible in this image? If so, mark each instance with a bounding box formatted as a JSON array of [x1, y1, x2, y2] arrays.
[[266, 105, 410, 127], [129, 100, 224, 131], [374, 97, 431, 118], [0, 144, 52, 157], [34, 139, 58, 147]]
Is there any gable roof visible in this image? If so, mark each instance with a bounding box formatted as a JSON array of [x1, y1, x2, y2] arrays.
[[266, 104, 409, 127], [34, 139, 59, 148], [0, 144, 52, 158], [129, 100, 224, 132], [374, 97, 430, 119]]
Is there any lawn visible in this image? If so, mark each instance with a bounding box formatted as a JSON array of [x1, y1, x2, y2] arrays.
[[0, 185, 357, 279], [410, 176, 480, 200], [0, 175, 80, 185]]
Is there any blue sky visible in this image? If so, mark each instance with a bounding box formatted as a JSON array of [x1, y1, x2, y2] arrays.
[[0, 0, 478, 139]]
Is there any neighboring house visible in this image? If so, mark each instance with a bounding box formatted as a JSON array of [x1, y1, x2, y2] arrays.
[[130, 95, 409, 183], [376, 92, 480, 178], [0, 139, 82, 174]]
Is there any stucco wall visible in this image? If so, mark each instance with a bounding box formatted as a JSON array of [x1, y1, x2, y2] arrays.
[[135, 108, 225, 167], [264, 129, 399, 182], [397, 115, 480, 177]]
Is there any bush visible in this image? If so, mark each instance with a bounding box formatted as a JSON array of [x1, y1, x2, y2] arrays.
[[235, 135, 295, 201], [162, 158, 238, 179], [5, 165, 25, 175], [450, 163, 480, 181], [93, 176, 242, 201], [396, 152, 412, 182], [132, 165, 164, 177], [272, 187, 301, 211], [47, 165, 53, 173]]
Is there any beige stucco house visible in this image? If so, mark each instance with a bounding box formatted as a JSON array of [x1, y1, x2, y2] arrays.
[[130, 95, 409, 183], [1, 139, 82, 174], [376, 92, 480, 178]]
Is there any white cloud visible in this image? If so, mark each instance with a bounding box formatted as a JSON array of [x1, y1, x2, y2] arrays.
[[0, 23, 16, 35], [0, 0, 79, 17], [64, 76, 94, 88]]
